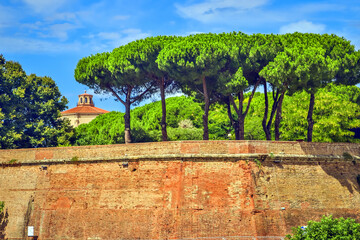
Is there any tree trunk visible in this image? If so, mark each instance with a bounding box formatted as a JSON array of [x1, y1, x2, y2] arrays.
[[238, 92, 245, 140], [105, 85, 132, 144], [307, 93, 315, 142], [237, 78, 261, 140], [238, 117, 245, 140], [160, 77, 168, 141], [262, 82, 271, 140], [275, 90, 285, 141], [262, 82, 281, 141], [225, 96, 239, 140], [268, 92, 279, 140], [202, 75, 210, 140], [124, 88, 132, 144]]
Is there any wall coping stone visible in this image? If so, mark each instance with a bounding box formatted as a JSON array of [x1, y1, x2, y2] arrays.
[[0, 140, 359, 166]]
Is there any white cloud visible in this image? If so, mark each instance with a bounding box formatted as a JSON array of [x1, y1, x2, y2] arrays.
[[21, 21, 42, 30], [22, 0, 68, 13], [85, 29, 151, 53], [279, 20, 326, 34], [184, 31, 205, 36], [97, 32, 122, 40], [296, 3, 345, 14], [176, 0, 268, 22], [113, 15, 130, 21], [45, 12, 77, 22], [0, 4, 18, 29], [0, 36, 82, 53], [50, 23, 79, 40], [121, 28, 145, 35], [20, 21, 80, 41], [0, 27, 150, 54], [116, 29, 150, 46]]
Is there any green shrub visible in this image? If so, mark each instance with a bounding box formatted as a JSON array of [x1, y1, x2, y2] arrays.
[[167, 127, 203, 141], [286, 215, 360, 239]]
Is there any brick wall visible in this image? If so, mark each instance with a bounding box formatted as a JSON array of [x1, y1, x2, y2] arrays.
[[0, 141, 359, 239]]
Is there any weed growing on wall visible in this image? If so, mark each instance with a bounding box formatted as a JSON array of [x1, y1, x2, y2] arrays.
[[70, 156, 79, 163], [254, 158, 262, 169], [8, 159, 17, 164]]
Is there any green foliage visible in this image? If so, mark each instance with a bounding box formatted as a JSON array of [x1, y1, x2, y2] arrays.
[[286, 215, 360, 239], [74, 111, 126, 145], [241, 92, 267, 140], [8, 159, 17, 164], [0, 202, 4, 213], [240, 83, 360, 142], [167, 127, 203, 141], [74, 96, 205, 145], [168, 118, 203, 141], [70, 156, 79, 162], [74, 32, 359, 143], [75, 83, 360, 145], [280, 84, 360, 142], [157, 33, 234, 139], [208, 103, 232, 140], [254, 158, 262, 169], [0, 55, 75, 149], [131, 96, 204, 130]]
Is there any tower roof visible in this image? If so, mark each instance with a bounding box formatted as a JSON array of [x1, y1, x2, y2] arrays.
[[61, 106, 110, 115], [61, 91, 109, 115]]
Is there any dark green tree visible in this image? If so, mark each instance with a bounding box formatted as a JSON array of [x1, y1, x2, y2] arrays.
[[75, 49, 154, 144], [119, 36, 180, 141], [279, 33, 359, 142], [215, 32, 253, 140], [107, 45, 156, 144], [157, 33, 229, 140], [260, 41, 337, 140], [0, 55, 73, 149], [245, 34, 283, 141]]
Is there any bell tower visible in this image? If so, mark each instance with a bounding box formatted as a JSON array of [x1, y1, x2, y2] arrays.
[[77, 90, 94, 107]]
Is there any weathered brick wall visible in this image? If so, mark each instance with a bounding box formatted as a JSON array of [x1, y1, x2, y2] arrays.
[[0, 141, 359, 239]]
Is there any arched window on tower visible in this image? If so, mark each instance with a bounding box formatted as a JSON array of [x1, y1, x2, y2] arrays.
[[85, 97, 88, 103]]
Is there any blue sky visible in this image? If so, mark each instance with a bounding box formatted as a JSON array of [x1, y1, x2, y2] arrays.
[[1, 0, 360, 112]]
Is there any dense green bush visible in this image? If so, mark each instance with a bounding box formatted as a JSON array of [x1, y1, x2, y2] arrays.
[[167, 127, 203, 141], [286, 215, 360, 239], [74, 96, 205, 145]]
